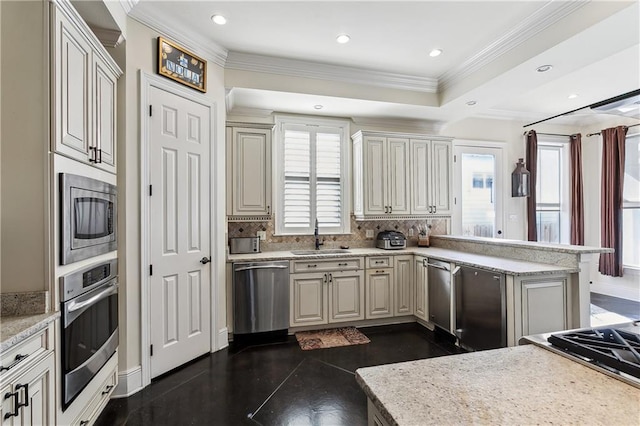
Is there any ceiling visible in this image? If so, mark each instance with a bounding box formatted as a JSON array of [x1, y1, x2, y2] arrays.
[[127, 0, 640, 128]]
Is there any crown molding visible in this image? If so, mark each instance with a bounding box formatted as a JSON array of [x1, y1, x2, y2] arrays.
[[439, 0, 589, 92], [225, 51, 438, 93], [118, 0, 139, 15], [128, 9, 228, 67], [91, 27, 125, 48], [352, 116, 445, 134]]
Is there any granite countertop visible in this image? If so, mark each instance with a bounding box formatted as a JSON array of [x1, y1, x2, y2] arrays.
[[0, 312, 60, 353], [432, 235, 615, 254], [356, 344, 640, 426], [227, 247, 577, 276]]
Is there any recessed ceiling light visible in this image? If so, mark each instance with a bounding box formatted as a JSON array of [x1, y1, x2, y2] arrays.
[[536, 65, 553, 73], [466, 100, 477, 106], [429, 49, 443, 57], [568, 93, 579, 99], [336, 34, 350, 44], [211, 15, 227, 25], [314, 105, 323, 110]]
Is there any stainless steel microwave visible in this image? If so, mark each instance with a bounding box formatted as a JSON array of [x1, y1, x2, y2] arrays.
[[60, 173, 117, 265]]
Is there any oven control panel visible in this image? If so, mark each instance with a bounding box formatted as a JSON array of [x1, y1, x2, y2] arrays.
[[61, 258, 117, 302], [83, 264, 111, 288]]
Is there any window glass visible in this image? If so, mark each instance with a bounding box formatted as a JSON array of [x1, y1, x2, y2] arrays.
[[623, 134, 640, 268], [535, 142, 568, 243]]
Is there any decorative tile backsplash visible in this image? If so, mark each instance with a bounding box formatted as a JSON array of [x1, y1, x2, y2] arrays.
[[228, 216, 450, 251]]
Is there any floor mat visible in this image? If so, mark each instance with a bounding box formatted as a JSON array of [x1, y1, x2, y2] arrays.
[[295, 327, 370, 350]]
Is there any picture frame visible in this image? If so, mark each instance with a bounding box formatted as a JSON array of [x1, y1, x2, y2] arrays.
[[157, 36, 207, 93]]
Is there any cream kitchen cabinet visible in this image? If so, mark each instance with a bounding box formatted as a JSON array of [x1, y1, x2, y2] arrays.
[[0, 323, 55, 426], [414, 256, 428, 321], [394, 255, 414, 316], [352, 131, 411, 217], [52, 4, 121, 174], [410, 139, 452, 215], [226, 123, 273, 218], [365, 258, 394, 319], [290, 259, 365, 327]]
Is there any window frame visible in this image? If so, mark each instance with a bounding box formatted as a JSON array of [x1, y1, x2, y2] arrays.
[[622, 132, 640, 270], [273, 115, 351, 236], [535, 137, 570, 244]]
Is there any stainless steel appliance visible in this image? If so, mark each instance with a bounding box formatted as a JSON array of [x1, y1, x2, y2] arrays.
[[60, 173, 117, 265], [426, 258, 453, 332], [375, 230, 406, 250], [455, 266, 506, 351], [521, 321, 640, 388], [229, 237, 260, 254], [233, 261, 289, 334], [60, 259, 118, 409]]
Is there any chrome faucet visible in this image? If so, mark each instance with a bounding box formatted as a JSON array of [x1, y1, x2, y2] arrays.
[[314, 218, 323, 250]]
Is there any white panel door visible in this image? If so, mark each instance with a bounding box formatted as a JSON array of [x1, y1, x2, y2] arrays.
[[149, 86, 211, 378], [387, 138, 411, 214], [364, 136, 387, 215], [329, 270, 365, 323], [290, 273, 327, 326], [232, 128, 271, 215]]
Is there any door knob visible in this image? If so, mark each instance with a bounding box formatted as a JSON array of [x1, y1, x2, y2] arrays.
[[200, 257, 211, 264]]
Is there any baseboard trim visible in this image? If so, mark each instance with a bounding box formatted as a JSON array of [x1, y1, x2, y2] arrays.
[[112, 366, 143, 398], [217, 327, 229, 351]]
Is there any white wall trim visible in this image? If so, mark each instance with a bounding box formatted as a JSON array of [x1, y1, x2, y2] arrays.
[[217, 327, 229, 351], [139, 71, 221, 388], [112, 366, 143, 398], [439, 1, 588, 91], [226, 51, 438, 93]]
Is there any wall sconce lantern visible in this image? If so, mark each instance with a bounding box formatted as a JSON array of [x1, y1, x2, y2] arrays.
[[511, 158, 530, 197]]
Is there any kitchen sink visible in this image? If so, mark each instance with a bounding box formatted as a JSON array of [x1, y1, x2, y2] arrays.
[[291, 249, 351, 255]]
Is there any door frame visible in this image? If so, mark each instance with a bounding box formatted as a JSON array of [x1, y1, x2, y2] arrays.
[[452, 140, 506, 238], [139, 71, 222, 388]]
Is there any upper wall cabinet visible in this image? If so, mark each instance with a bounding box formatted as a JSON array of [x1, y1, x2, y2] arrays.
[[353, 131, 452, 219], [51, 3, 122, 174], [410, 139, 452, 215], [226, 123, 274, 218]]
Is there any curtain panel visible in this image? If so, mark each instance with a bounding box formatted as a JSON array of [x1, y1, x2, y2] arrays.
[[570, 134, 584, 245], [526, 131, 538, 241], [599, 125, 627, 277]]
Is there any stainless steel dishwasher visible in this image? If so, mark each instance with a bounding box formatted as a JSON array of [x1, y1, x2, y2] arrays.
[[233, 261, 290, 334], [426, 258, 452, 333], [455, 266, 506, 351]]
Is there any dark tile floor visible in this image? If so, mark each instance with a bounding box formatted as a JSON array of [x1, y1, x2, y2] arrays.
[[591, 292, 640, 320], [95, 323, 462, 426]]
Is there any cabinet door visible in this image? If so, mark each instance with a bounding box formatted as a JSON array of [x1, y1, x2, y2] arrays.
[[366, 269, 394, 319], [1, 383, 14, 426], [414, 257, 428, 320], [363, 136, 387, 215], [430, 141, 452, 214], [290, 273, 327, 326], [521, 278, 567, 336], [387, 138, 411, 214], [329, 270, 365, 323], [94, 57, 117, 172], [394, 256, 414, 316], [55, 10, 92, 161], [231, 128, 272, 216], [410, 140, 431, 214]]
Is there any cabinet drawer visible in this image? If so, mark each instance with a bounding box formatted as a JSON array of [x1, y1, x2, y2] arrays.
[[0, 323, 52, 378], [73, 361, 117, 426], [291, 257, 363, 273], [366, 256, 393, 269]]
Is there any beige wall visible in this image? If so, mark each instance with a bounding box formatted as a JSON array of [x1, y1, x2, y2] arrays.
[[118, 18, 227, 371], [0, 1, 49, 294]]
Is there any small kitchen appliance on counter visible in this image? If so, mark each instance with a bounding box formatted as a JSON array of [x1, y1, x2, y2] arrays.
[[230, 237, 260, 254], [375, 230, 407, 250]]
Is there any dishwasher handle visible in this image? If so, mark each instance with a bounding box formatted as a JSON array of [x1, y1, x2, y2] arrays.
[[234, 264, 289, 272], [425, 262, 449, 272]]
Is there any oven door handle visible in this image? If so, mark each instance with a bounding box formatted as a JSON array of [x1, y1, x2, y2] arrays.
[[68, 283, 118, 313]]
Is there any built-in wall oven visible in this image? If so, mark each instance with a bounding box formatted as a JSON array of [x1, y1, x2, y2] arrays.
[[60, 259, 118, 409], [60, 173, 117, 265]]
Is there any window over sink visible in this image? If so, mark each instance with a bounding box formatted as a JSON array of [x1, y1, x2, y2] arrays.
[[274, 116, 350, 235]]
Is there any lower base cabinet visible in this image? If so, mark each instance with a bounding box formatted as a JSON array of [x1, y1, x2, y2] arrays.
[[365, 268, 394, 319], [515, 275, 568, 340], [414, 256, 428, 321], [290, 270, 365, 327]]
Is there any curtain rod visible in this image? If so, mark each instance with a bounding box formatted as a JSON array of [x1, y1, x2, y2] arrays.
[[586, 123, 640, 137], [523, 131, 577, 138]]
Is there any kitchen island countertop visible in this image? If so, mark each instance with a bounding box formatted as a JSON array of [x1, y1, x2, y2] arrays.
[[355, 344, 640, 426]]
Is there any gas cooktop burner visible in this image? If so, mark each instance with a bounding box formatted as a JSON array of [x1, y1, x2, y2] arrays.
[[548, 327, 640, 380]]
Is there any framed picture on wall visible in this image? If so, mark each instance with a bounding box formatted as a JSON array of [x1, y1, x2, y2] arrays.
[[157, 36, 207, 92]]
